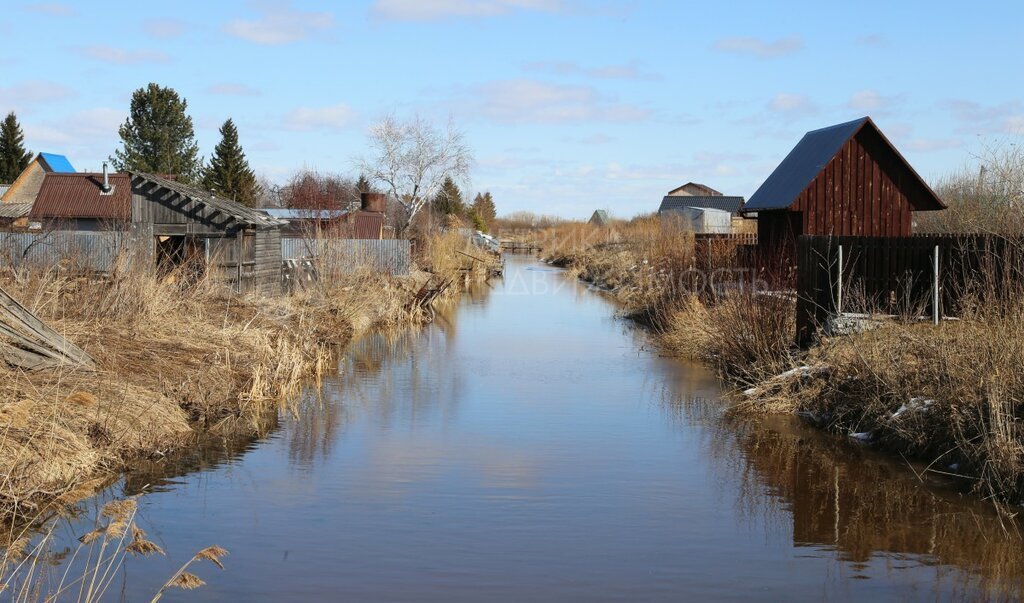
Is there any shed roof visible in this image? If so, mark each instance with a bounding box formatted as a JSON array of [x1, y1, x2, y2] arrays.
[[30, 173, 132, 220], [659, 195, 745, 214], [132, 173, 286, 230], [37, 153, 76, 173], [743, 117, 945, 212], [262, 208, 349, 220], [0, 203, 32, 220], [0, 185, 10, 198]]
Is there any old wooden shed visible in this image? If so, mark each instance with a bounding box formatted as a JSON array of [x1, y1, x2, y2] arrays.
[[30, 170, 286, 294], [742, 117, 945, 258]]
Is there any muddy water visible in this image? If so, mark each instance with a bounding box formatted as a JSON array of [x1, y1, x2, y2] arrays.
[[43, 257, 1024, 600]]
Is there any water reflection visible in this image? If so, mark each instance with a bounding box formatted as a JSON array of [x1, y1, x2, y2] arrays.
[[9, 257, 1024, 601]]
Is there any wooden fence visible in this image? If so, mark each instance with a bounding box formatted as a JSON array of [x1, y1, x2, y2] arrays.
[[795, 234, 1024, 344], [280, 238, 411, 276]]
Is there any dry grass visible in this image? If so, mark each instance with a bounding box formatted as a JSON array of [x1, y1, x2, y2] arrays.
[[0, 244, 445, 523]]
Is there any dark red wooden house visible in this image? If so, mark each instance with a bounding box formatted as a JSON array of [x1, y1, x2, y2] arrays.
[[742, 117, 945, 258]]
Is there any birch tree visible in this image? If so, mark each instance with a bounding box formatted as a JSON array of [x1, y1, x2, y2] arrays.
[[358, 114, 471, 233]]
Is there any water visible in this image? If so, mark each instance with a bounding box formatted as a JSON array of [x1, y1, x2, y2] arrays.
[[32, 258, 1024, 600]]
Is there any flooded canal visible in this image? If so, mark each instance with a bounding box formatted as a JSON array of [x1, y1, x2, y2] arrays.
[[36, 257, 1024, 600]]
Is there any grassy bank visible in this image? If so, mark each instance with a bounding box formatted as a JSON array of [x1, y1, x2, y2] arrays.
[[0, 229, 487, 525], [543, 217, 1024, 506]]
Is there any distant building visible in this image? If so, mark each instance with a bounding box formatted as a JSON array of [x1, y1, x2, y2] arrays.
[[665, 182, 723, 197], [1, 152, 76, 206], [658, 184, 746, 233], [742, 116, 945, 259], [29, 169, 286, 294], [589, 210, 609, 226]]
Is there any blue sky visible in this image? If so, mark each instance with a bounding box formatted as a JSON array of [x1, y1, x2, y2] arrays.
[[2, 0, 1022, 218]]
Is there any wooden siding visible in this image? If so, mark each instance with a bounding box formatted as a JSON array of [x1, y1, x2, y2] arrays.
[[792, 130, 913, 238], [253, 229, 282, 295]]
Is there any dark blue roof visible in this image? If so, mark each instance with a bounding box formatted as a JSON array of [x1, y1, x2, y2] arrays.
[[659, 195, 745, 214], [743, 117, 868, 212], [38, 153, 76, 173]]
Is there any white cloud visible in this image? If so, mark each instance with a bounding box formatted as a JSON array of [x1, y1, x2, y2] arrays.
[[144, 18, 186, 39], [78, 45, 171, 65], [207, 83, 261, 96], [563, 133, 613, 144], [0, 80, 75, 110], [767, 93, 816, 114], [225, 2, 334, 45], [848, 89, 904, 113], [713, 36, 802, 58], [23, 3, 74, 16], [470, 79, 649, 124], [1004, 116, 1024, 135], [372, 0, 563, 20], [858, 34, 885, 46], [524, 60, 658, 81], [284, 104, 355, 130]]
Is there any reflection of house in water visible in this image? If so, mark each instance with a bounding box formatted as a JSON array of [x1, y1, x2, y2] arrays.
[[732, 416, 1024, 595]]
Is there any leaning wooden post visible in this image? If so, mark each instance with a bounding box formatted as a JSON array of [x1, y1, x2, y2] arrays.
[[836, 244, 843, 315], [933, 244, 940, 325]]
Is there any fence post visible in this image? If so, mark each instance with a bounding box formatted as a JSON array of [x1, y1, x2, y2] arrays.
[[933, 244, 940, 325], [836, 244, 843, 315]]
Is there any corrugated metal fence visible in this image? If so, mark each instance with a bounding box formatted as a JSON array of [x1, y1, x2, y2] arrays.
[[0, 231, 413, 277], [0, 231, 127, 271], [281, 238, 411, 276]]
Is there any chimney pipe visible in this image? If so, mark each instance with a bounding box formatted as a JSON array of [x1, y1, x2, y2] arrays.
[[101, 162, 111, 194]]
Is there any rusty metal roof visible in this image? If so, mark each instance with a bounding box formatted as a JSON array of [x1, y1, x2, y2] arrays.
[[352, 212, 385, 239], [30, 173, 132, 220]]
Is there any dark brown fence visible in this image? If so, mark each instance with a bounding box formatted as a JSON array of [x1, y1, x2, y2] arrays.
[[796, 234, 1024, 345]]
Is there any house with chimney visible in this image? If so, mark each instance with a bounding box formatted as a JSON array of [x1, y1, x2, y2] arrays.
[[29, 167, 286, 294]]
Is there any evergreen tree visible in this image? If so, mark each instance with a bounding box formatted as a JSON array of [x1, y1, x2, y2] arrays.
[[201, 119, 260, 206], [355, 174, 374, 194], [470, 191, 497, 232], [111, 83, 201, 182], [0, 112, 32, 183], [431, 176, 465, 216]]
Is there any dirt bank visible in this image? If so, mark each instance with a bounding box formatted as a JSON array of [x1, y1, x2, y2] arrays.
[[0, 231, 491, 524]]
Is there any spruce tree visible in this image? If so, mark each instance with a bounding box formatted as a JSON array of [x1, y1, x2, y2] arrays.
[[0, 112, 32, 183], [111, 83, 201, 182], [355, 174, 374, 194], [202, 119, 260, 206], [471, 191, 497, 232], [432, 176, 465, 216]]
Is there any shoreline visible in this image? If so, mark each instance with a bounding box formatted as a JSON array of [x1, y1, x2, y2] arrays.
[[541, 222, 1024, 509], [0, 232, 490, 526]]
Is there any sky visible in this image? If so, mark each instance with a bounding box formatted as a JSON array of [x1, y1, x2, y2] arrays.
[[1, 0, 1023, 218]]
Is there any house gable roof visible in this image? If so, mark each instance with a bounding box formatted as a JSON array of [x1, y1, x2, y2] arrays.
[[37, 153, 76, 173], [667, 182, 722, 196], [30, 173, 132, 220], [132, 172, 286, 230], [659, 195, 745, 214], [743, 116, 945, 212]]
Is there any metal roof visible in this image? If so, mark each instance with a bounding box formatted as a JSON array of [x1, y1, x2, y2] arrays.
[[133, 173, 286, 230], [0, 203, 32, 219], [743, 117, 869, 212], [30, 173, 132, 220], [37, 153, 76, 173], [659, 195, 745, 214], [262, 208, 349, 220]]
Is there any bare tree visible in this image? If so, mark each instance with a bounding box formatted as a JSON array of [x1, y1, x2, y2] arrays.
[[358, 114, 472, 233]]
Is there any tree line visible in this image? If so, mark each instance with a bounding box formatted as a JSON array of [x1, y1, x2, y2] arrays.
[[2, 82, 489, 233]]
